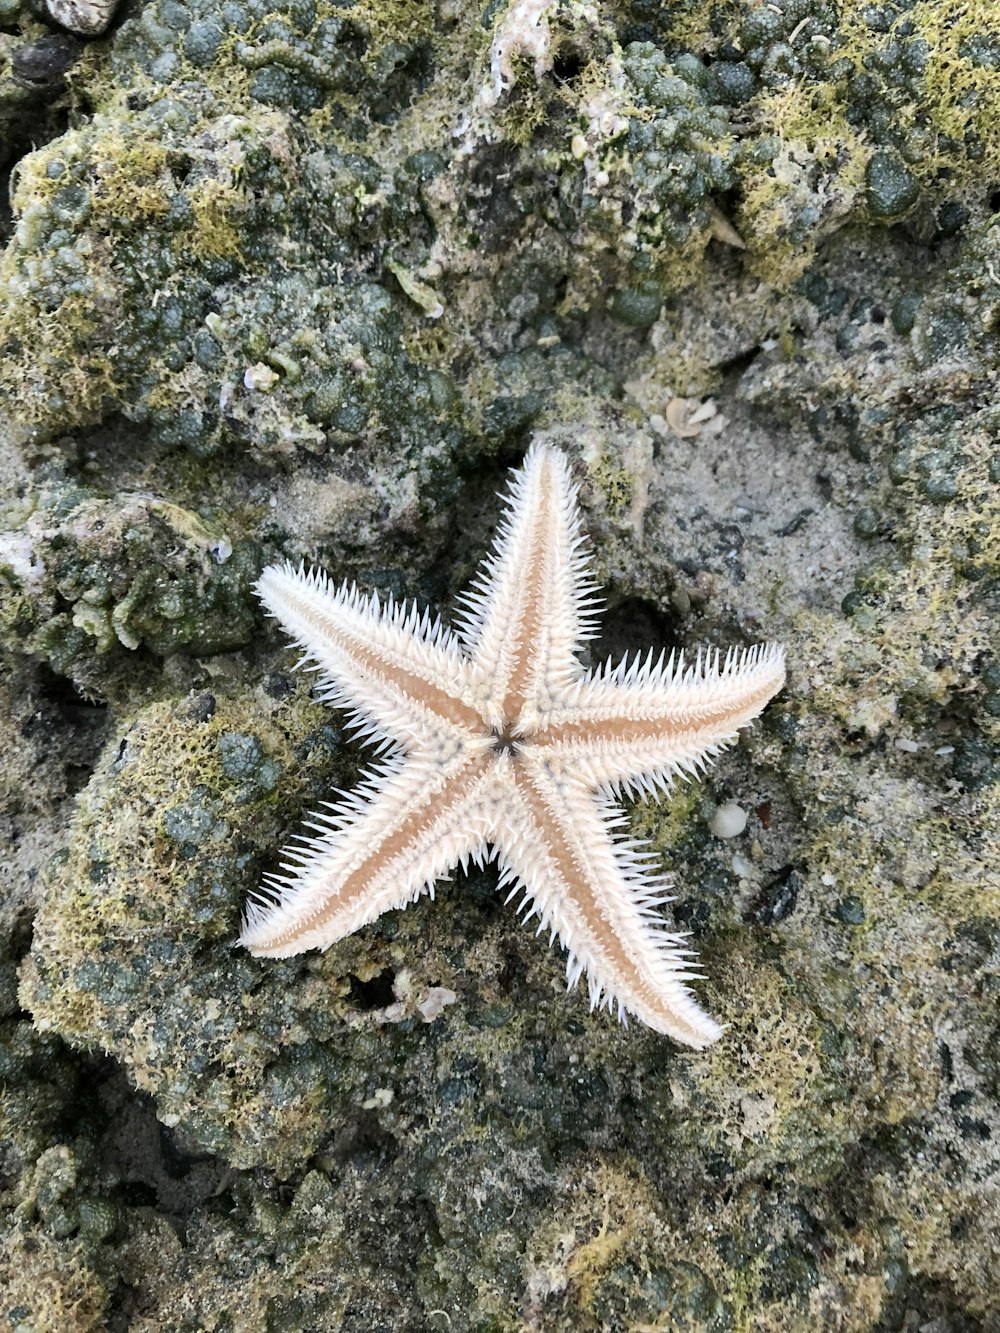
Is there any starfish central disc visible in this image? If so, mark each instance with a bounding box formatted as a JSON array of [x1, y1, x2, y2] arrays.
[[241, 442, 786, 1047], [491, 724, 519, 756]]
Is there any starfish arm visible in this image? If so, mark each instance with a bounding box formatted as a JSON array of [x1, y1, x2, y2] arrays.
[[240, 752, 496, 957], [530, 643, 786, 795], [257, 562, 487, 748], [454, 442, 601, 729], [489, 756, 723, 1047]]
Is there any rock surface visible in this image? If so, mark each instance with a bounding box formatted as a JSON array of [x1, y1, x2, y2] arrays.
[[1, 0, 998, 1328]]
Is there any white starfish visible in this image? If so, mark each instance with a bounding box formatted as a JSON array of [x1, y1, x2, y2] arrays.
[[241, 443, 785, 1047]]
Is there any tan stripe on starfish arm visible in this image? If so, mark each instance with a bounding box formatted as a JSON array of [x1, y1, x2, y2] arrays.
[[454, 443, 601, 727], [490, 760, 724, 1047], [256, 562, 487, 744], [531, 643, 786, 793], [240, 752, 495, 957]]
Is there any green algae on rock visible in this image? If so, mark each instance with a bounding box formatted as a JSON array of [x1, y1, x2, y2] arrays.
[[2, 0, 997, 452], [0, 106, 453, 459], [18, 684, 357, 1170], [0, 473, 259, 701]]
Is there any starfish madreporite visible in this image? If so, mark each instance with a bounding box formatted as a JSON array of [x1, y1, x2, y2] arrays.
[[241, 443, 785, 1047]]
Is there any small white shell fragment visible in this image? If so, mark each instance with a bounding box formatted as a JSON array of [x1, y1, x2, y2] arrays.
[[44, 0, 117, 36], [205, 312, 228, 340], [709, 802, 748, 839], [665, 396, 720, 439], [731, 851, 755, 877], [708, 203, 746, 249], [417, 986, 458, 1022], [361, 1088, 394, 1110], [385, 258, 444, 318], [244, 362, 279, 391]]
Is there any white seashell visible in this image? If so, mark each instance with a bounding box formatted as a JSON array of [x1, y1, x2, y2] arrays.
[[709, 802, 749, 839], [665, 396, 721, 439]]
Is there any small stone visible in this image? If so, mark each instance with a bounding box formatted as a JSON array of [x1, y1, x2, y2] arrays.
[[188, 692, 217, 723], [417, 987, 458, 1022], [264, 672, 294, 699], [43, 0, 117, 36], [709, 802, 748, 838], [866, 151, 919, 220], [11, 34, 82, 86], [751, 869, 801, 925], [835, 895, 866, 925], [244, 362, 279, 391], [890, 292, 921, 334], [853, 506, 883, 540], [666, 397, 720, 439], [610, 287, 662, 329]]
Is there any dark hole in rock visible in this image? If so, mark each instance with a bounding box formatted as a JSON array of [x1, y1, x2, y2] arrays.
[[552, 48, 586, 83], [589, 595, 680, 671], [348, 968, 396, 1009]]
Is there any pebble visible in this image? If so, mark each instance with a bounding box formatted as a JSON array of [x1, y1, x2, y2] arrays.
[[44, 0, 117, 37], [244, 362, 279, 392], [709, 801, 748, 838], [418, 987, 457, 1022], [11, 33, 82, 85]]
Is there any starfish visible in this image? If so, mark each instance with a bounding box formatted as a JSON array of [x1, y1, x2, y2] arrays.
[[241, 443, 785, 1046]]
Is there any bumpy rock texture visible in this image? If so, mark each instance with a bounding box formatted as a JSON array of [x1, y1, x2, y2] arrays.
[[1, 0, 998, 1327]]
